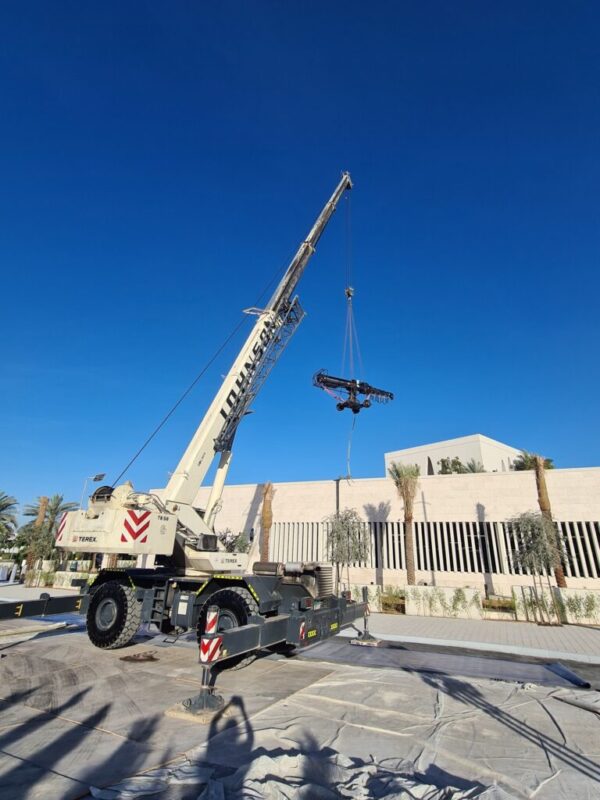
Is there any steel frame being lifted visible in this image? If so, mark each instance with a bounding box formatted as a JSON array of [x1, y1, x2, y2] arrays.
[[313, 369, 394, 414]]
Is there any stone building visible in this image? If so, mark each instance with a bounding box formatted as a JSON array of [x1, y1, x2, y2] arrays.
[[194, 440, 600, 595], [384, 433, 521, 476]]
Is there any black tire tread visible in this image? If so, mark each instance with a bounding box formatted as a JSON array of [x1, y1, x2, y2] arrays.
[[87, 583, 142, 650], [219, 587, 259, 670]]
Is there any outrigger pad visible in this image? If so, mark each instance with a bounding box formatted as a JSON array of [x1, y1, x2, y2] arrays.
[[165, 688, 226, 724], [313, 370, 393, 414]]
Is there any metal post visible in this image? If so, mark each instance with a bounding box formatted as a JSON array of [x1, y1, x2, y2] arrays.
[[180, 606, 225, 717], [349, 586, 382, 647]]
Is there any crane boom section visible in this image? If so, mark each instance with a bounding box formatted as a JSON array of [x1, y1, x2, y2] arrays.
[[266, 172, 352, 312], [164, 173, 352, 507]]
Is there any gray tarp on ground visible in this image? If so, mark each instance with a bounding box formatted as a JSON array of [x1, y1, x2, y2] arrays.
[[1, 627, 599, 799], [88, 661, 600, 799]]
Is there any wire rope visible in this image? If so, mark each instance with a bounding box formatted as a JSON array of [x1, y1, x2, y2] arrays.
[[111, 253, 296, 486], [342, 196, 360, 479], [346, 414, 357, 479], [341, 194, 364, 379]]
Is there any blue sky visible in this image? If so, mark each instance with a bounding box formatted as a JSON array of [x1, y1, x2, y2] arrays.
[[2, 2, 599, 511]]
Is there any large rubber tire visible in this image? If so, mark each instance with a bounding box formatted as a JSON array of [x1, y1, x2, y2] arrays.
[[87, 581, 142, 649], [196, 587, 259, 670]]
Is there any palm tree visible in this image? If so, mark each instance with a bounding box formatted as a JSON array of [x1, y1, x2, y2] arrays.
[[21, 495, 78, 565], [24, 494, 78, 536], [388, 462, 420, 585], [513, 450, 554, 470], [533, 455, 567, 588], [511, 451, 565, 587], [0, 492, 18, 533], [260, 482, 274, 562], [0, 492, 18, 546], [465, 459, 485, 473]]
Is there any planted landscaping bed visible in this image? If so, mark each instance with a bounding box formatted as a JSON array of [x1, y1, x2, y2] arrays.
[[381, 588, 406, 614], [481, 597, 517, 621]]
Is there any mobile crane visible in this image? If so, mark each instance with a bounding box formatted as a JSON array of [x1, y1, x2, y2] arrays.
[[1, 173, 369, 664]]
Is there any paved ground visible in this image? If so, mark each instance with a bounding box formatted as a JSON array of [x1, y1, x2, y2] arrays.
[[0, 585, 81, 638], [0, 584, 80, 602], [360, 612, 600, 664]]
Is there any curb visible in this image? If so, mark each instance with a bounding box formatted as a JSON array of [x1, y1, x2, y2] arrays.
[[338, 629, 600, 665]]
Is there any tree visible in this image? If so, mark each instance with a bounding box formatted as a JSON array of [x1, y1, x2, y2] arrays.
[[324, 508, 368, 591], [508, 512, 565, 623], [513, 450, 554, 471], [533, 455, 566, 588], [0, 492, 18, 549], [24, 495, 78, 536], [17, 523, 56, 561], [217, 529, 250, 553], [260, 482, 274, 562], [437, 457, 467, 474], [465, 459, 485, 473], [511, 451, 565, 587], [387, 462, 420, 585], [21, 494, 78, 565]]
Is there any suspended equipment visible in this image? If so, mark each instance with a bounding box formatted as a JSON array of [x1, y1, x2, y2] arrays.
[[313, 190, 394, 415], [313, 370, 394, 414]]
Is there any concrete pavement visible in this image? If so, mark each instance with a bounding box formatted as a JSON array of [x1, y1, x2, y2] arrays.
[[0, 584, 80, 602], [2, 583, 599, 664], [346, 612, 600, 664]]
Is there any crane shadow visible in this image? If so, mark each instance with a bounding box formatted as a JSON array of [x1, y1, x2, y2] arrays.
[[416, 671, 600, 783]]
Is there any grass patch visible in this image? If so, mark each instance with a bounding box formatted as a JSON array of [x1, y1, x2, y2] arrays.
[[482, 597, 515, 612], [381, 586, 406, 614]]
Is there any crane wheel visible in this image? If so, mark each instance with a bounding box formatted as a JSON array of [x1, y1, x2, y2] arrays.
[[87, 581, 142, 649], [196, 587, 258, 670]]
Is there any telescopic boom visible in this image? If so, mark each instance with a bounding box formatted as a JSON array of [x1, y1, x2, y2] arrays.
[[56, 173, 352, 569], [165, 172, 353, 510]]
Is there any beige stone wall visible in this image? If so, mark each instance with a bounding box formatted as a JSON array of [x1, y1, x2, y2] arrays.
[[197, 468, 600, 530], [194, 468, 600, 594]]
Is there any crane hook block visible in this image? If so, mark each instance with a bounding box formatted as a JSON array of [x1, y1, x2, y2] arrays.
[[313, 370, 394, 414]]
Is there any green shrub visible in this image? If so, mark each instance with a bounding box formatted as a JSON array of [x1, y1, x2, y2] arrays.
[[380, 585, 406, 614], [482, 597, 516, 612]]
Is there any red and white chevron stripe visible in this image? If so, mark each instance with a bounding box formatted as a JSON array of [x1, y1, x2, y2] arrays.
[[121, 510, 151, 544], [205, 608, 219, 634], [199, 635, 223, 664], [56, 513, 68, 542]]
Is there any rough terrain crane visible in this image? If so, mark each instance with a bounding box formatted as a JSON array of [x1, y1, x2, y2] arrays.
[[1, 173, 369, 665]]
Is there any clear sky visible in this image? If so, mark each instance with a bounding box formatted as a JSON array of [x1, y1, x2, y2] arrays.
[[2, 2, 599, 512]]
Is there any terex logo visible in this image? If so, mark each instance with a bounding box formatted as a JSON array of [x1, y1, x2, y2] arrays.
[[79, 536, 97, 543], [219, 317, 282, 422]]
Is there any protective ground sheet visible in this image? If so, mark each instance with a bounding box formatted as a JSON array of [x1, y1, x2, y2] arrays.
[[298, 639, 587, 688], [86, 662, 600, 800]]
